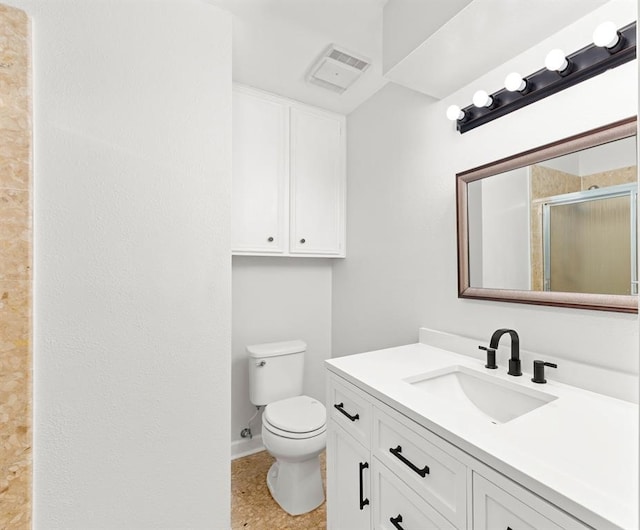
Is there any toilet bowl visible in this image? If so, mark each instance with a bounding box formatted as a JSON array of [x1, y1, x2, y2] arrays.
[[261, 395, 327, 515]]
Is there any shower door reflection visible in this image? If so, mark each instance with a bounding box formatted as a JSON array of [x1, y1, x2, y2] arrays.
[[543, 184, 637, 295]]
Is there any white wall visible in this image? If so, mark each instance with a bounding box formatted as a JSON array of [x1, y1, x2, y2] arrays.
[[333, 3, 638, 387], [540, 136, 636, 176], [232, 257, 332, 453], [382, 0, 472, 72], [8, 1, 232, 528], [332, 83, 430, 357], [479, 168, 531, 290]]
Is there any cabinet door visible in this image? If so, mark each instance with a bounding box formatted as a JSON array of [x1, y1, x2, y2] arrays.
[[327, 424, 371, 530], [473, 473, 588, 530], [373, 459, 456, 530], [328, 376, 373, 449], [373, 408, 467, 529], [290, 107, 345, 256], [232, 89, 288, 253]]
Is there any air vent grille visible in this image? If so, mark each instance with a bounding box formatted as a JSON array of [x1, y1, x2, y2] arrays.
[[328, 49, 369, 71], [307, 44, 371, 94]]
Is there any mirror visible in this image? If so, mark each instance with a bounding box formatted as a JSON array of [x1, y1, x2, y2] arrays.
[[457, 117, 638, 313]]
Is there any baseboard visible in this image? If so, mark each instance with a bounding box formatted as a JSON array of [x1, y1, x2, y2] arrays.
[[231, 434, 265, 460]]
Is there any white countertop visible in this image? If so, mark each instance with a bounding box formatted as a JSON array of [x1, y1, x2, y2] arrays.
[[326, 342, 639, 530]]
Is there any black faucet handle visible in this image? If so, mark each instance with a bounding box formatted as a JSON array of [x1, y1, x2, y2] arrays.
[[531, 360, 557, 384], [478, 345, 498, 369]]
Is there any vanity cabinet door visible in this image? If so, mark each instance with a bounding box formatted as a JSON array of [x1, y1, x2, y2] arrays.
[[329, 375, 373, 448], [289, 106, 345, 256], [372, 459, 456, 530], [473, 473, 589, 530], [373, 408, 467, 529], [232, 87, 288, 254], [327, 423, 371, 530]]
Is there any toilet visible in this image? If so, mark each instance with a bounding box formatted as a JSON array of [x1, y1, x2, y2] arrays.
[[247, 340, 326, 516]]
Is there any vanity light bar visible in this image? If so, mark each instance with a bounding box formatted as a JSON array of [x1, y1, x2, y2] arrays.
[[450, 21, 636, 134]]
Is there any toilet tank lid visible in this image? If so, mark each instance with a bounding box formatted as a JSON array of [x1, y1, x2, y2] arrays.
[[246, 340, 307, 358]]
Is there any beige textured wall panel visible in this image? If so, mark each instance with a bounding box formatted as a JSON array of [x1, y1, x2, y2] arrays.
[[0, 4, 31, 530], [530, 165, 580, 291], [530, 203, 543, 291], [0, 7, 29, 190], [530, 164, 581, 200], [581, 165, 637, 190]]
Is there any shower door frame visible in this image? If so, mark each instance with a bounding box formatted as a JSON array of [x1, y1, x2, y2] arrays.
[[542, 183, 638, 295]]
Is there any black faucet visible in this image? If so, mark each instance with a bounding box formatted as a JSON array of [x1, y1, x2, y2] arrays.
[[489, 328, 522, 376]]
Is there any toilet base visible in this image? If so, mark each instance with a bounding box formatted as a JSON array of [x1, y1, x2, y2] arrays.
[[266, 457, 325, 516]]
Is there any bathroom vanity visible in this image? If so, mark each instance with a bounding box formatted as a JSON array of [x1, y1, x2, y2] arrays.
[[325, 331, 638, 530]]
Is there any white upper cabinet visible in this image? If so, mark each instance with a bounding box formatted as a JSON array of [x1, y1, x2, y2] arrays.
[[290, 107, 345, 255], [232, 88, 288, 254], [232, 85, 346, 257]]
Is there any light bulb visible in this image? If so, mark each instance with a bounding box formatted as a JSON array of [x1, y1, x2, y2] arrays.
[[472, 90, 492, 108], [446, 104, 465, 121], [545, 49, 569, 72], [504, 72, 526, 92], [593, 21, 620, 48]]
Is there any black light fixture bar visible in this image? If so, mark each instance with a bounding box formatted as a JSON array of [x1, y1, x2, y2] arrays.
[[457, 21, 636, 134]]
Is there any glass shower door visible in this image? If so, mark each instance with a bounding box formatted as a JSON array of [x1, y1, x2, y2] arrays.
[[543, 185, 637, 295]]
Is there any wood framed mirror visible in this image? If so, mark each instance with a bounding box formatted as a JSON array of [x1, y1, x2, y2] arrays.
[[457, 116, 638, 313]]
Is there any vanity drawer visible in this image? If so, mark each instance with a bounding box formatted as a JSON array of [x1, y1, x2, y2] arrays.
[[372, 458, 456, 530], [473, 473, 590, 530], [373, 408, 467, 529], [328, 375, 373, 448]]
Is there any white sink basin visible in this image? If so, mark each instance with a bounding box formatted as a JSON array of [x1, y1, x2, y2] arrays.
[[404, 365, 557, 424]]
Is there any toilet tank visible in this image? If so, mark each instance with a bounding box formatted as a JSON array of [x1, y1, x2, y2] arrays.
[[247, 340, 306, 406]]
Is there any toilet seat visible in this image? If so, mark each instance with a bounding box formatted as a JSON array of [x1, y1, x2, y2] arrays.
[[263, 395, 326, 439], [263, 419, 326, 440]]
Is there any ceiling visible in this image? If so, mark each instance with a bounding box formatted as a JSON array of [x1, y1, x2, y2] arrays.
[[384, 0, 612, 100], [209, 0, 614, 114], [209, 0, 390, 114]]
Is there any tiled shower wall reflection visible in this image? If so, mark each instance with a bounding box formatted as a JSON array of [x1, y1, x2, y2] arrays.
[[529, 164, 636, 291], [0, 5, 31, 529]]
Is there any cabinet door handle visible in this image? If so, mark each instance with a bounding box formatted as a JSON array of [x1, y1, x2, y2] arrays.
[[358, 462, 369, 510], [390, 514, 404, 530], [300, 238, 306, 244], [334, 402, 360, 422], [389, 445, 429, 477], [267, 236, 274, 242]]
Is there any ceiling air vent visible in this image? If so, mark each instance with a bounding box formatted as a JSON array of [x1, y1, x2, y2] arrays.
[[307, 45, 371, 94]]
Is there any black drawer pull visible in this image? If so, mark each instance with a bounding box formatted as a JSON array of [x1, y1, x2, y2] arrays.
[[390, 445, 430, 477], [390, 514, 404, 530], [334, 402, 360, 422], [358, 462, 369, 510]]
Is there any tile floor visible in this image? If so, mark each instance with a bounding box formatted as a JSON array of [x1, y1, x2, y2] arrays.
[[231, 450, 326, 529]]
